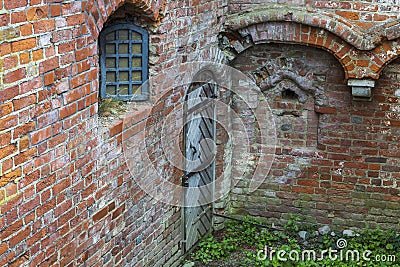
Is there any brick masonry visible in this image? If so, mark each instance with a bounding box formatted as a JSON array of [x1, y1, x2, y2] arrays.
[[0, 0, 227, 266], [231, 43, 400, 230], [0, 0, 399, 266], [223, 3, 400, 79]]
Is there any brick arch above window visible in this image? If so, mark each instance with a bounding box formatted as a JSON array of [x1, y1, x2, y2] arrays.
[[85, 0, 165, 40]]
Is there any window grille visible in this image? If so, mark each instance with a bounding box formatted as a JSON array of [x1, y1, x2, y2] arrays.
[[99, 23, 149, 101]]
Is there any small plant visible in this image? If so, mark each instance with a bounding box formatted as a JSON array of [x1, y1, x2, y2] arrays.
[[98, 98, 127, 117], [188, 215, 400, 267], [224, 216, 260, 245], [192, 234, 229, 263], [393, 234, 400, 250], [283, 213, 301, 237]]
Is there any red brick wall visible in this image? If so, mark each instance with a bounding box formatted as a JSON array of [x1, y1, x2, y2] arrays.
[[0, 0, 227, 266], [229, 0, 400, 25], [231, 43, 400, 230], [223, 2, 400, 80], [1, 0, 400, 265]]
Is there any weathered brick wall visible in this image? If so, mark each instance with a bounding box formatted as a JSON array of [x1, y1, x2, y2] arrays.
[[231, 43, 400, 230], [229, 0, 400, 23], [223, 2, 400, 80], [0, 0, 227, 266], [1, 0, 400, 265]]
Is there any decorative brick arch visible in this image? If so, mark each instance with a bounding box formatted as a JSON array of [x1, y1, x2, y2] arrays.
[[222, 5, 400, 80], [371, 41, 400, 78], [224, 5, 400, 50], [221, 22, 356, 79], [84, 0, 165, 40]]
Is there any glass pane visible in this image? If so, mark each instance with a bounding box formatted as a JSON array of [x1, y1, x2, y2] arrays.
[[120, 71, 129, 81], [106, 44, 116, 54], [132, 44, 141, 54], [132, 57, 141, 67], [132, 85, 141, 94], [106, 58, 116, 68], [132, 71, 141, 81], [119, 30, 129, 40], [106, 85, 116, 95], [106, 72, 116, 82], [106, 32, 115, 41], [120, 57, 129, 68], [119, 44, 129, 54], [132, 31, 141, 40], [119, 85, 129, 95]]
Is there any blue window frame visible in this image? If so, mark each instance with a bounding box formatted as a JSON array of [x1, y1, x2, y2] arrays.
[[99, 23, 149, 101]]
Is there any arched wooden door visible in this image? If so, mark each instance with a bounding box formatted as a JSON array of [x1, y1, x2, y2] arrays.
[[182, 72, 217, 252]]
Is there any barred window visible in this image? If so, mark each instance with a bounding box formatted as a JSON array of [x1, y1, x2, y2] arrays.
[[99, 23, 149, 101]]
